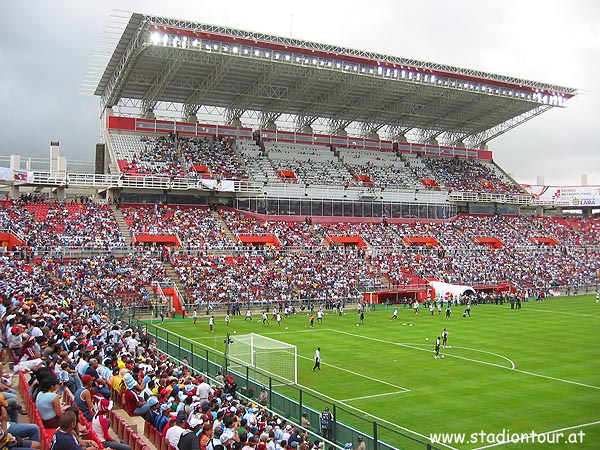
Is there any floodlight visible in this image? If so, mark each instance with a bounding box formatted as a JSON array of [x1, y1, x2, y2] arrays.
[[213, 44, 218, 50], [265, 51, 270, 57], [254, 49, 260, 56], [172, 36, 178, 46], [243, 48, 249, 55], [232, 46, 238, 53], [223, 45, 228, 51], [295, 56, 300, 62], [150, 32, 161, 45], [312, 58, 317, 64], [162, 34, 169, 45], [430, 75, 436, 83], [285, 54, 291, 61], [274, 53, 279, 59], [192, 39, 199, 46], [336, 62, 341, 68], [401, 70, 406, 78]]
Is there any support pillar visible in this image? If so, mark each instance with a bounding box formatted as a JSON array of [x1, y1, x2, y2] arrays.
[[50, 187, 66, 201], [9, 185, 19, 199]]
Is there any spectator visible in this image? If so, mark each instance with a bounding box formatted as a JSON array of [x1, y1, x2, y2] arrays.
[[92, 398, 131, 450], [122, 373, 150, 417], [35, 378, 62, 428], [165, 410, 188, 448], [49, 410, 95, 450], [73, 375, 96, 422]]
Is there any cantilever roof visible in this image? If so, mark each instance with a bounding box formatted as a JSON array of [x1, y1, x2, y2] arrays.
[[93, 12, 576, 148]]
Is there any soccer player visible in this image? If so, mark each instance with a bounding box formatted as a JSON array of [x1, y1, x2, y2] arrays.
[[209, 315, 214, 332], [445, 305, 451, 319], [442, 328, 448, 348], [434, 336, 441, 358], [309, 314, 315, 328], [276, 313, 282, 327], [391, 309, 398, 320], [193, 309, 198, 325], [437, 302, 442, 316], [224, 313, 230, 327], [312, 347, 321, 371], [430, 303, 435, 315], [244, 310, 252, 321], [317, 309, 324, 324], [262, 312, 269, 326], [596, 291, 599, 303], [359, 310, 364, 325], [465, 302, 471, 317]]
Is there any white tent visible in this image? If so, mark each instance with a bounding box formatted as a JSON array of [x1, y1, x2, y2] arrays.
[[429, 280, 476, 301]]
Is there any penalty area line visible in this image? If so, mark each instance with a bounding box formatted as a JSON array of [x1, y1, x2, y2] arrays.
[[340, 390, 410, 402], [297, 353, 410, 393]]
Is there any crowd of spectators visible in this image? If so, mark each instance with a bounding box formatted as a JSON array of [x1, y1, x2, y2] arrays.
[[40, 254, 168, 306], [422, 156, 524, 194], [122, 205, 236, 250], [220, 211, 323, 249], [1, 246, 332, 450], [1, 198, 599, 295], [180, 137, 249, 180], [0, 200, 126, 251], [109, 133, 531, 195], [0, 199, 599, 450], [171, 249, 378, 307]]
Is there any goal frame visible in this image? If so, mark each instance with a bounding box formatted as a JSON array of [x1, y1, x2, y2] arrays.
[[227, 333, 298, 385]]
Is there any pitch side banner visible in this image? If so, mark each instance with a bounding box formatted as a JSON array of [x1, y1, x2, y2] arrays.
[[197, 179, 235, 192], [521, 184, 600, 207], [0, 167, 34, 185]]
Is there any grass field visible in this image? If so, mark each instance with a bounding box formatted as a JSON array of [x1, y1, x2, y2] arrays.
[[156, 295, 600, 450]]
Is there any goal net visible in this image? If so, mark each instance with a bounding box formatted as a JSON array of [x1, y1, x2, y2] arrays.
[[227, 333, 297, 385]]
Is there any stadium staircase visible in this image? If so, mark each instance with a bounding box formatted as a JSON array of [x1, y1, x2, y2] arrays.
[[163, 261, 191, 313], [211, 210, 237, 243], [111, 206, 133, 244]]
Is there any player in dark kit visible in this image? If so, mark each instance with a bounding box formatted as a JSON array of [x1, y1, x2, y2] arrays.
[[313, 347, 321, 371], [442, 328, 448, 348], [434, 337, 441, 358]]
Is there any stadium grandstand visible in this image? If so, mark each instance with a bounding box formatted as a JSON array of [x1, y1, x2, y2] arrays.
[[1, 10, 599, 450]]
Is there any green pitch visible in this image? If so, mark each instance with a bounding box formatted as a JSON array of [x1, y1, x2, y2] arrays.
[[157, 295, 600, 450]]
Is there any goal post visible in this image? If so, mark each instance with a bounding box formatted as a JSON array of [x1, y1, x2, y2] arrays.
[[227, 333, 297, 385]]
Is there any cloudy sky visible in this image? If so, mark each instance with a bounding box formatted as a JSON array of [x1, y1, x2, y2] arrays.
[[1, 0, 598, 186]]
